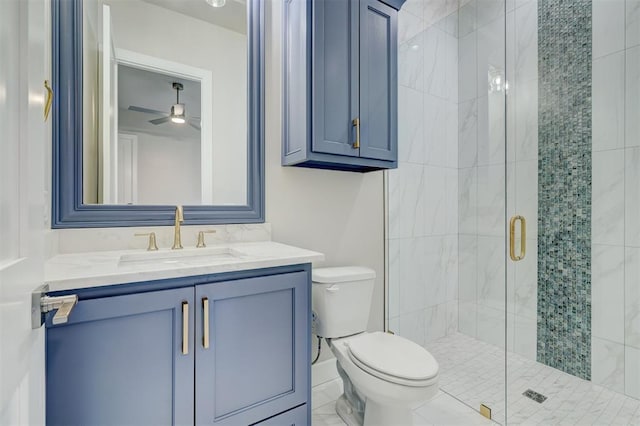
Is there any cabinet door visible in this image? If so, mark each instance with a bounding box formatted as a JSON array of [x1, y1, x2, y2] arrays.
[[46, 288, 195, 426], [195, 272, 310, 425], [359, 0, 398, 161], [312, 0, 360, 156]]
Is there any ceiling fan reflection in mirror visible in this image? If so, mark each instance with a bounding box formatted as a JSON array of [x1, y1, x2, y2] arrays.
[[128, 82, 201, 130]]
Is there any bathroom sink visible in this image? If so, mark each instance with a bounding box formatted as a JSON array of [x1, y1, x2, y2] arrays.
[[119, 247, 245, 265]]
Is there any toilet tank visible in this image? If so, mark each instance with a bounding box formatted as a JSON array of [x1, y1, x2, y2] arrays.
[[312, 266, 376, 338]]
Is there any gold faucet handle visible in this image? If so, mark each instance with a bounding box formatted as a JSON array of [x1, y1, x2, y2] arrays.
[[135, 232, 159, 251], [196, 230, 217, 248]]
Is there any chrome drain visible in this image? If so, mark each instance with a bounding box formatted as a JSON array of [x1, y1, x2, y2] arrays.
[[523, 389, 547, 403]]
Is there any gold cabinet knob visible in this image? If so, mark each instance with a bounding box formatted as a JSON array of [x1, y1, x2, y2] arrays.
[[135, 232, 159, 251], [196, 230, 217, 248]]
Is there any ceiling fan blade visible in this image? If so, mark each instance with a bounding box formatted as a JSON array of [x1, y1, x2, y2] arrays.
[[129, 105, 168, 116], [149, 116, 171, 125], [189, 121, 201, 131]]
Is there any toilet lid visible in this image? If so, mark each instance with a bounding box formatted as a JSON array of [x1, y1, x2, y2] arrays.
[[347, 332, 439, 383]]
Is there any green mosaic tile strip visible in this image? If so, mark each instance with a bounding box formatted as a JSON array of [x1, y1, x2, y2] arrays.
[[537, 0, 592, 380]]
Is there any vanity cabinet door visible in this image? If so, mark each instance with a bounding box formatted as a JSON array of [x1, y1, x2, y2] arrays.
[[46, 287, 195, 426], [195, 271, 310, 425], [358, 0, 398, 161]]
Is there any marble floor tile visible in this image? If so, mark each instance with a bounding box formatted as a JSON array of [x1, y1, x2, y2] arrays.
[[312, 335, 640, 425], [426, 333, 640, 425], [312, 380, 495, 426]]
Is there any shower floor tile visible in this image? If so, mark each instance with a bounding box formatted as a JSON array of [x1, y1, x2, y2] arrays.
[[426, 333, 640, 425]]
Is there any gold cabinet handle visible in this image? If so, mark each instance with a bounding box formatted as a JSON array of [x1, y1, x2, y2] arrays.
[[352, 118, 360, 149], [509, 215, 527, 261], [44, 80, 53, 121], [181, 301, 189, 355], [202, 297, 210, 349]]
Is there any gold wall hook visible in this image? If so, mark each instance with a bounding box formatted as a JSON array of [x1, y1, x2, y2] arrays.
[[44, 80, 53, 121]]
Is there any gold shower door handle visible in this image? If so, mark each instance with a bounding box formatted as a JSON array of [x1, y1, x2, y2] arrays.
[[181, 301, 189, 355], [509, 215, 527, 261], [44, 80, 53, 121], [202, 297, 210, 349]]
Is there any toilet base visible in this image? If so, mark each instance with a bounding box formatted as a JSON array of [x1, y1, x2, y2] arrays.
[[336, 393, 416, 426], [363, 399, 414, 426], [335, 394, 361, 426], [336, 361, 366, 424]]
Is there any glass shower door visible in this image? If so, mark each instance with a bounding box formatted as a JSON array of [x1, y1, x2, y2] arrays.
[[505, 0, 640, 424], [503, 0, 540, 423], [453, 0, 510, 422], [390, 0, 511, 422]]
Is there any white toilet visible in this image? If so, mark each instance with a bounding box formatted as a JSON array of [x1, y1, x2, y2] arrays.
[[312, 267, 439, 426]]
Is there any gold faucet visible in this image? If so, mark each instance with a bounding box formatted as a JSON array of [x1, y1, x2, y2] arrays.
[[172, 205, 184, 250]]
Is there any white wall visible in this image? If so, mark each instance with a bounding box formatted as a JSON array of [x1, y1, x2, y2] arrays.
[[265, 0, 386, 364], [105, 0, 247, 205], [133, 133, 201, 205], [388, 1, 460, 347]]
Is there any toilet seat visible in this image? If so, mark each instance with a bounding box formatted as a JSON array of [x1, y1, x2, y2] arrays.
[[345, 332, 439, 387]]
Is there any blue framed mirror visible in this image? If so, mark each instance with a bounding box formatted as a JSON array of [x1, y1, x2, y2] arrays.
[[52, 0, 264, 228]]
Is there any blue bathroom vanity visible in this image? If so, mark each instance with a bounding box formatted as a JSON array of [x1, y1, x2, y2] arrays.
[[282, 0, 406, 172], [43, 242, 323, 426]]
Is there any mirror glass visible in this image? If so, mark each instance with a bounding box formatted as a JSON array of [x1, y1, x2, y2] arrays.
[[82, 0, 248, 206]]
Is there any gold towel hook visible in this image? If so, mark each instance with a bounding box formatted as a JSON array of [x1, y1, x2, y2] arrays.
[[44, 80, 53, 121]]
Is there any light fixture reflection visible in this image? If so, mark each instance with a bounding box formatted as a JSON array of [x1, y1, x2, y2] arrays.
[[205, 0, 226, 7], [170, 103, 186, 124]]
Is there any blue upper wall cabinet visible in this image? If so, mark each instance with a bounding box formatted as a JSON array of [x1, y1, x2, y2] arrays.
[[283, 0, 404, 172]]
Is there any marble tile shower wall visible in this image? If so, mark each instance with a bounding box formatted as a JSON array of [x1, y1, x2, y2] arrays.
[[391, 0, 640, 403], [457, 0, 539, 361], [388, 0, 460, 346], [590, 0, 640, 399]]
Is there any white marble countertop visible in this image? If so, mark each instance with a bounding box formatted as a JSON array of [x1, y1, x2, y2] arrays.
[[45, 241, 324, 292]]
